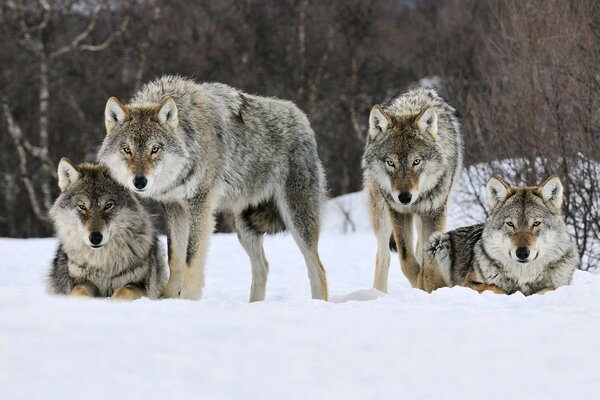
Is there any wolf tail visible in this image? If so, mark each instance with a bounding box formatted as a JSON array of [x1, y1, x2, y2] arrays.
[[241, 201, 287, 235]]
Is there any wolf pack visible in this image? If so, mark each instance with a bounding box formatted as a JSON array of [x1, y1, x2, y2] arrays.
[[47, 75, 580, 301]]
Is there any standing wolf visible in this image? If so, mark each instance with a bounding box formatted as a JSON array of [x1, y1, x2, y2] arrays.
[[98, 75, 328, 301], [48, 159, 166, 299], [422, 176, 579, 295], [362, 89, 462, 292]]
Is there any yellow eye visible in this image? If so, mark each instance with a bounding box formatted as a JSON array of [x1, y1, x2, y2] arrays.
[[104, 202, 114, 211], [123, 146, 131, 154], [151, 146, 161, 154], [533, 221, 541, 227], [386, 160, 395, 167], [413, 159, 421, 166], [506, 222, 514, 227]]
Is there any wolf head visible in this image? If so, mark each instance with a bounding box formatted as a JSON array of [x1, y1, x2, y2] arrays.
[[362, 104, 445, 206], [97, 96, 189, 196], [483, 175, 569, 265], [50, 158, 143, 249]]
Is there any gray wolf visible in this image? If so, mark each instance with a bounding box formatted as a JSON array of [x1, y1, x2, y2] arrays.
[[98, 75, 328, 301], [362, 88, 463, 292], [422, 176, 579, 295], [48, 158, 166, 300]]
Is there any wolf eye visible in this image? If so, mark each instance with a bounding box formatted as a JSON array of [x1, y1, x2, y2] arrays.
[[533, 221, 542, 227], [413, 159, 422, 166], [385, 159, 395, 167], [506, 222, 514, 227], [123, 146, 131, 154], [104, 202, 114, 211], [77, 204, 86, 211], [151, 146, 161, 154]]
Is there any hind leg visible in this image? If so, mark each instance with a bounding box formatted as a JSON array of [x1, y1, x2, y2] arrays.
[[276, 185, 328, 301], [368, 188, 393, 293], [235, 213, 270, 302]]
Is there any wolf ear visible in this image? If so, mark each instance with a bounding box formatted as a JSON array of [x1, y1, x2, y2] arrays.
[[105, 97, 127, 134], [415, 106, 438, 140], [157, 96, 178, 131], [487, 176, 512, 212], [57, 157, 80, 192], [538, 176, 563, 213], [369, 105, 391, 141]]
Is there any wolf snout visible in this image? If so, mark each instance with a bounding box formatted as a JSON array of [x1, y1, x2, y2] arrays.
[[515, 246, 530, 262], [133, 176, 148, 190], [89, 231, 104, 247], [398, 192, 412, 205]]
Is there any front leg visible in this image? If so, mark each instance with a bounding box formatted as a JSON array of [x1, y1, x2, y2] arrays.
[[416, 207, 447, 288], [368, 190, 393, 293], [389, 210, 420, 288], [70, 282, 99, 297], [536, 287, 555, 295], [179, 192, 216, 300], [163, 202, 191, 298], [112, 284, 146, 301], [465, 281, 507, 295]]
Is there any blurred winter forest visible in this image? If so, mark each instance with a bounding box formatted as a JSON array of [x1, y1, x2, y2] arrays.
[[1, 0, 599, 268]]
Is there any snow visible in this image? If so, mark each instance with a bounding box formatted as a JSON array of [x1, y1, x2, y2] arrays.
[[1, 192, 600, 399]]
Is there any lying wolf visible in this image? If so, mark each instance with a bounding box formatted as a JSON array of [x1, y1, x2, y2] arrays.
[[48, 159, 165, 299], [422, 176, 579, 295], [98, 76, 328, 301]]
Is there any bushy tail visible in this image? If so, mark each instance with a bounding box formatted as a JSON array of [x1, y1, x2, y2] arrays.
[[241, 201, 286, 234]]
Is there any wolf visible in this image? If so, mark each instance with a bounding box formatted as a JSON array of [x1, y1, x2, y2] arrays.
[[97, 75, 328, 301], [421, 176, 579, 295], [48, 158, 166, 300], [362, 88, 463, 292]]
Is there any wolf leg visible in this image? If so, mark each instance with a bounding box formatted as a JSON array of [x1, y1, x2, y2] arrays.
[[389, 211, 420, 287], [421, 232, 451, 292], [235, 213, 270, 302], [163, 202, 191, 298], [536, 287, 555, 295], [418, 208, 447, 263], [277, 185, 328, 301], [69, 283, 98, 297], [180, 193, 215, 300], [112, 284, 145, 301], [466, 282, 507, 294], [368, 192, 393, 293]]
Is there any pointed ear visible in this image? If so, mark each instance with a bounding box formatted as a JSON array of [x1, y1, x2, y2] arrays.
[[157, 96, 178, 131], [486, 176, 512, 212], [105, 97, 127, 134], [415, 106, 438, 140], [368, 105, 391, 141], [538, 176, 563, 213], [57, 157, 80, 192]]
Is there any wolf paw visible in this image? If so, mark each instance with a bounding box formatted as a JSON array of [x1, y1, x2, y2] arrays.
[[112, 286, 144, 301], [70, 285, 93, 297]]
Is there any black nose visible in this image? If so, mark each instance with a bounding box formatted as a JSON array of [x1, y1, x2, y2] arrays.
[[398, 192, 412, 204], [89, 232, 103, 246], [133, 176, 147, 190], [516, 247, 530, 260]]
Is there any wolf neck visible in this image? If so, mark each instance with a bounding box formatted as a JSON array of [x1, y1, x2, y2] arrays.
[[62, 221, 153, 269]]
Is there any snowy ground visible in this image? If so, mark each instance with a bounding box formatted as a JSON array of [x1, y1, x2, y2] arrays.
[[1, 193, 600, 399]]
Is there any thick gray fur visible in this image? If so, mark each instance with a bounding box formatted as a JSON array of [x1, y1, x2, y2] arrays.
[[98, 76, 328, 301], [48, 162, 166, 299]]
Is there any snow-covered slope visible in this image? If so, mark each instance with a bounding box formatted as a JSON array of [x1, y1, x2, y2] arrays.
[[1, 192, 599, 399]]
